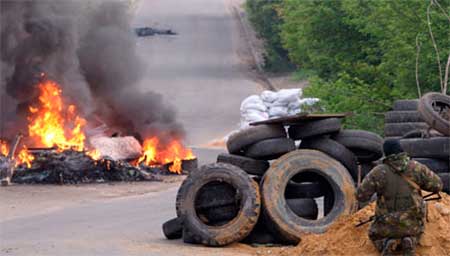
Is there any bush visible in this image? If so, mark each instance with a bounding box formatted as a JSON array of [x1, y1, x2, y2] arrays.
[[246, 0, 293, 72]]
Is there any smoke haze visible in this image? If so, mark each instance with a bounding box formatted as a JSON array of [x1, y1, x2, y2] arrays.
[[0, 0, 184, 142]]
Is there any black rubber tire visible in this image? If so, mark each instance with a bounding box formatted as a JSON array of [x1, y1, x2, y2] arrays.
[[401, 129, 443, 139], [217, 153, 270, 176], [418, 92, 450, 136], [176, 163, 260, 246], [203, 204, 239, 223], [227, 125, 286, 154], [413, 158, 449, 174], [285, 181, 325, 199], [385, 111, 422, 123], [438, 173, 449, 194], [288, 118, 341, 140], [332, 130, 383, 163], [242, 216, 280, 245], [300, 137, 359, 182], [244, 138, 296, 160], [286, 198, 318, 220], [194, 182, 237, 209], [400, 137, 450, 160], [384, 122, 429, 137], [261, 150, 357, 244], [163, 217, 183, 240], [393, 99, 419, 111]]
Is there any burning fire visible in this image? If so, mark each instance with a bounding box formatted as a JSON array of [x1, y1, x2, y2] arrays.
[[0, 140, 34, 167], [138, 137, 194, 174], [0, 140, 8, 156], [2, 78, 194, 174], [28, 80, 87, 151]]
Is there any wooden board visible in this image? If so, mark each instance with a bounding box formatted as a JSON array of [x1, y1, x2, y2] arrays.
[[250, 112, 352, 126]]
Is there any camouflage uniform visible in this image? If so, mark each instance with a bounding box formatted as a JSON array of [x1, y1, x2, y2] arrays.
[[357, 152, 443, 255]]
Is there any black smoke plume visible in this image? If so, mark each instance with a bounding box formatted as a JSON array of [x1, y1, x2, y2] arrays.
[[0, 1, 184, 143]]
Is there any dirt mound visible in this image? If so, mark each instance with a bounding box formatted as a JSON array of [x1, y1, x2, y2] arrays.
[[259, 193, 450, 256]]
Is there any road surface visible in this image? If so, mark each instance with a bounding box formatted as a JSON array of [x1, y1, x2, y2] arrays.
[[133, 0, 262, 146], [0, 0, 263, 255]]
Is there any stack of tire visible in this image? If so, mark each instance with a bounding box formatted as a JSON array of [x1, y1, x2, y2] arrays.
[[163, 117, 384, 247], [384, 99, 429, 139], [391, 93, 450, 194]]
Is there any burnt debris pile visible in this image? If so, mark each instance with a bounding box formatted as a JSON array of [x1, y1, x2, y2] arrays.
[[5, 148, 198, 185], [162, 93, 449, 248]]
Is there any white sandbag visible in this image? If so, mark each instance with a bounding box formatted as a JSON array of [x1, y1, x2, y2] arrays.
[[288, 108, 301, 116], [300, 98, 320, 106], [261, 90, 278, 103], [241, 95, 263, 108], [274, 89, 302, 104], [242, 111, 269, 122], [287, 99, 302, 110], [90, 136, 142, 161], [268, 106, 289, 117], [240, 103, 267, 113]]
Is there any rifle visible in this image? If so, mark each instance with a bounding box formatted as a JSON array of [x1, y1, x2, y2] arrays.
[[355, 192, 442, 227], [0, 134, 23, 186]]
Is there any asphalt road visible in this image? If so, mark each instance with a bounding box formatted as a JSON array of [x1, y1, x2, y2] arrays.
[[133, 0, 262, 146], [0, 0, 262, 255]]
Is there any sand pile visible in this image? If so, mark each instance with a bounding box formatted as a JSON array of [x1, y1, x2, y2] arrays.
[[258, 193, 450, 256]]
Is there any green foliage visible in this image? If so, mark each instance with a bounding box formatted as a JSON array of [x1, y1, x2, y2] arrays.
[[245, 0, 294, 72], [245, 0, 449, 134]]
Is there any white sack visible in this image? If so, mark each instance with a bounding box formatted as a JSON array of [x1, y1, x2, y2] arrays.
[[268, 106, 289, 117], [241, 95, 263, 108], [240, 103, 267, 113], [274, 89, 302, 104], [261, 90, 278, 103], [90, 136, 142, 161], [300, 98, 320, 106]]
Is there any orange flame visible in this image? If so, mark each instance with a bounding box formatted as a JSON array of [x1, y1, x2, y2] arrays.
[[0, 140, 34, 167], [0, 140, 9, 156], [138, 137, 194, 174], [17, 147, 34, 168], [28, 80, 87, 151]]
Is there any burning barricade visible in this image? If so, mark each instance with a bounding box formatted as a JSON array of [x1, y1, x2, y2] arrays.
[[0, 79, 197, 185]]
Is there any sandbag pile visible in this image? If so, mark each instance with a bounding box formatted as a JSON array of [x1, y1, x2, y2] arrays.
[[385, 93, 449, 194], [163, 115, 386, 247], [240, 89, 319, 128]]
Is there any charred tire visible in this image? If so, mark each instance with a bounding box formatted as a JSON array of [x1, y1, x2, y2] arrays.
[[163, 217, 183, 240], [217, 153, 269, 176], [385, 111, 422, 123], [244, 138, 296, 160], [227, 125, 286, 154], [384, 122, 429, 137], [413, 158, 449, 174], [418, 92, 450, 136], [288, 118, 341, 140], [400, 137, 450, 160], [176, 163, 260, 246], [393, 99, 419, 111], [285, 181, 325, 199], [438, 173, 449, 194], [332, 130, 383, 163], [261, 150, 357, 244], [300, 137, 359, 182]]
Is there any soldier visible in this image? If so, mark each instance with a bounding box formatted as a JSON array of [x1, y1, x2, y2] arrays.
[[356, 139, 442, 256]]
